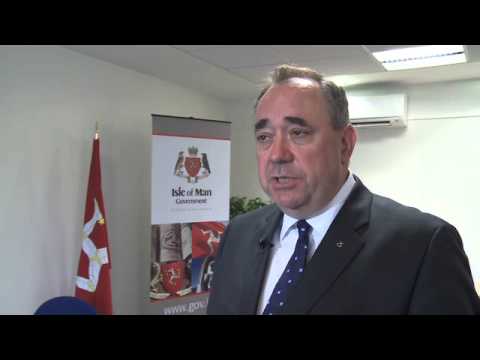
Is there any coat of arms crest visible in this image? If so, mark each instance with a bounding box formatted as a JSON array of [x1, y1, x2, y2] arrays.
[[174, 146, 211, 183]]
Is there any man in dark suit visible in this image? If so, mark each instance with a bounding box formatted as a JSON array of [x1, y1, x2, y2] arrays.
[[207, 64, 480, 315]]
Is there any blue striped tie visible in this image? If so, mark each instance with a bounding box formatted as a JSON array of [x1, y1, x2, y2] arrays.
[[263, 219, 311, 315]]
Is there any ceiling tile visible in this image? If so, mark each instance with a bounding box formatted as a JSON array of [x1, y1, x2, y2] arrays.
[[180, 45, 286, 69], [304, 57, 385, 76], [171, 45, 227, 52], [63, 45, 480, 100], [63, 45, 257, 100], [227, 65, 277, 84], [229, 54, 385, 84], [270, 45, 370, 62]]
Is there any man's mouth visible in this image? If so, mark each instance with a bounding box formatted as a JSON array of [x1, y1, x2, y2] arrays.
[[273, 176, 291, 183], [270, 176, 300, 187]]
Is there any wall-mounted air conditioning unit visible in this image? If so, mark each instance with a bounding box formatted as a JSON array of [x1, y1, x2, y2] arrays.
[[347, 94, 407, 128]]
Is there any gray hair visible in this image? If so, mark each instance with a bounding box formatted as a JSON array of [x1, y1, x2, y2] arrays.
[[254, 64, 350, 129]]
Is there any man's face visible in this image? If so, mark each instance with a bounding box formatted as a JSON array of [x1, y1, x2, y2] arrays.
[[255, 79, 356, 219]]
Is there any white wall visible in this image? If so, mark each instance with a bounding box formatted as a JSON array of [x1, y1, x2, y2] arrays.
[[226, 79, 480, 291], [227, 97, 263, 200], [0, 45, 226, 314]]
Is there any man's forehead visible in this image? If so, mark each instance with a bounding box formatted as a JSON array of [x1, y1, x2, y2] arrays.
[[282, 77, 320, 88], [261, 78, 322, 102], [256, 78, 324, 115]]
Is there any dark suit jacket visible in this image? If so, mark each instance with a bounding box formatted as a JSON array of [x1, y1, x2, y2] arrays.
[[207, 177, 480, 314]]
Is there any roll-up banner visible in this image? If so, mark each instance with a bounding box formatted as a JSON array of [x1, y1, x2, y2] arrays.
[[150, 114, 230, 314]]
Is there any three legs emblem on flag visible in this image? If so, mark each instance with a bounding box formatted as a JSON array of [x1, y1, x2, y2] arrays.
[[76, 198, 109, 292]]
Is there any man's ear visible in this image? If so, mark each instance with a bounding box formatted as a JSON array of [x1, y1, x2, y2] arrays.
[[340, 124, 357, 166]]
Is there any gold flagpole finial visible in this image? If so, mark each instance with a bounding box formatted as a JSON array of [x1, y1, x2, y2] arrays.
[[95, 121, 99, 140]]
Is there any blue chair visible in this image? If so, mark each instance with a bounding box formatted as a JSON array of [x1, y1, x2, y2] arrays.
[[34, 296, 97, 315]]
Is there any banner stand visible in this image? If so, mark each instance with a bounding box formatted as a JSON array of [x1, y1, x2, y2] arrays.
[[150, 114, 231, 315]]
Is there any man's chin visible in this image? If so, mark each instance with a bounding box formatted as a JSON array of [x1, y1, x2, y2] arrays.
[[271, 198, 305, 213], [266, 192, 317, 218]]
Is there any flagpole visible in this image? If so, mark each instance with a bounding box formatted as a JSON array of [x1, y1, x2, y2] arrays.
[[76, 118, 113, 314]]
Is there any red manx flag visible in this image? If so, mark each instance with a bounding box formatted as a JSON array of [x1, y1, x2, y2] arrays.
[[75, 136, 113, 314], [192, 222, 224, 258]]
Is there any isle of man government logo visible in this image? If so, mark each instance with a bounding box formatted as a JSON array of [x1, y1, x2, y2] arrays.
[[174, 146, 211, 183]]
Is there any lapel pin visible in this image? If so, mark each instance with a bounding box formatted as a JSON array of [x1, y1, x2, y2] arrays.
[[336, 241, 344, 248]]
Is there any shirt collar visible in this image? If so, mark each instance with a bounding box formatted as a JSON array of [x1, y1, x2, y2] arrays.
[[279, 172, 356, 242]]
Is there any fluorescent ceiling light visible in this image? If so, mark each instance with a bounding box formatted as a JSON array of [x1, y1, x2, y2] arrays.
[[372, 45, 466, 71]]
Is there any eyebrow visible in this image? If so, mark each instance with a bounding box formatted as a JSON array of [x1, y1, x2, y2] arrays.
[[254, 118, 269, 131], [255, 116, 308, 131], [285, 116, 308, 127]]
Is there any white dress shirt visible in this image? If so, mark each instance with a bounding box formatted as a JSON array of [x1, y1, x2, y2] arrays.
[[257, 172, 356, 314]]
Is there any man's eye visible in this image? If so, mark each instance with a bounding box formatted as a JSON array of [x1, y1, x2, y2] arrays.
[[290, 128, 310, 138], [256, 133, 272, 143]]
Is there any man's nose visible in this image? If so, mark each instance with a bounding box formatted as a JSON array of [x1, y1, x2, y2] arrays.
[[269, 134, 293, 163]]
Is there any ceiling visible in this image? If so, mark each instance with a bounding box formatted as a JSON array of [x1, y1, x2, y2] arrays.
[[63, 45, 480, 100]]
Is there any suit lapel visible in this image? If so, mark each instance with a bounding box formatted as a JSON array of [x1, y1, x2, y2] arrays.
[[239, 205, 283, 314], [283, 178, 372, 314]]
